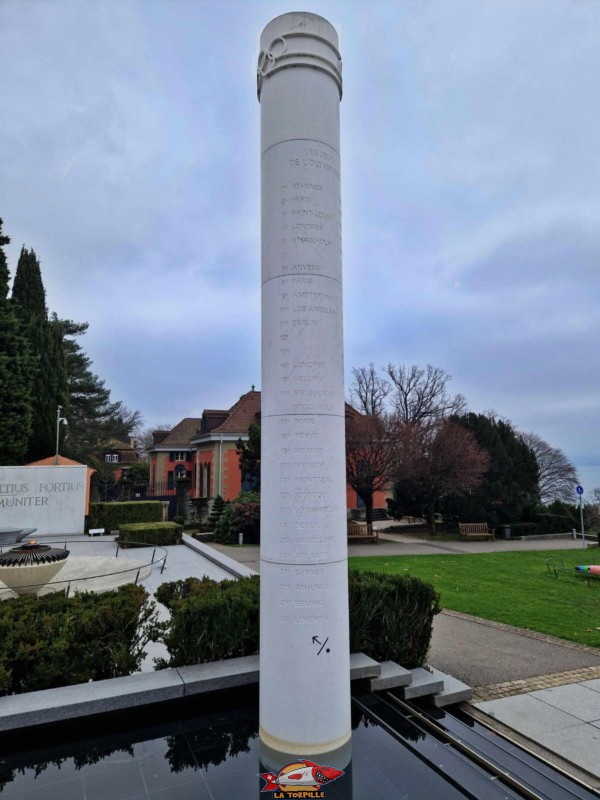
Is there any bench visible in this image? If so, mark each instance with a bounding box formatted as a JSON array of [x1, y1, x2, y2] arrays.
[[348, 523, 379, 544], [458, 522, 494, 541]]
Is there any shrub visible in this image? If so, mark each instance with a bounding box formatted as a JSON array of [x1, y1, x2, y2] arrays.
[[214, 492, 260, 544], [348, 570, 441, 667], [87, 501, 163, 531], [509, 515, 575, 537], [154, 569, 439, 670], [118, 522, 182, 547], [155, 576, 223, 607], [509, 523, 538, 537], [208, 495, 226, 529], [533, 513, 574, 535], [155, 576, 260, 668], [0, 585, 157, 696]]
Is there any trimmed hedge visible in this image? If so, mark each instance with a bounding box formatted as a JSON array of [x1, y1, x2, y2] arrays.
[[87, 501, 163, 531], [348, 570, 440, 667], [155, 577, 260, 668], [533, 513, 575, 535], [154, 569, 440, 670], [509, 523, 538, 537], [118, 522, 182, 547], [510, 515, 575, 537], [0, 585, 157, 696]]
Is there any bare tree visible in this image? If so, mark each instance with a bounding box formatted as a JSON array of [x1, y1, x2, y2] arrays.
[[585, 496, 600, 533], [384, 364, 466, 427], [349, 363, 391, 415], [521, 432, 579, 503], [393, 420, 489, 531], [345, 413, 397, 524], [134, 423, 174, 460]]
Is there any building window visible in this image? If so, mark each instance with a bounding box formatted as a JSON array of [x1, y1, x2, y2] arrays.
[[104, 454, 111, 463], [111, 454, 119, 463], [170, 451, 189, 462]]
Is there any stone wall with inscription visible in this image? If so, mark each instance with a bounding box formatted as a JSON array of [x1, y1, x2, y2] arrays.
[[258, 12, 350, 756], [0, 466, 87, 535]]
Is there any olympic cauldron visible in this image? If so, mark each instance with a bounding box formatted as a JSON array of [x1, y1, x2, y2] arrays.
[[0, 540, 70, 597]]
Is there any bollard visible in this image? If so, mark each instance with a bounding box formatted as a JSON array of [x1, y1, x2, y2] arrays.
[[239, 532, 244, 546]]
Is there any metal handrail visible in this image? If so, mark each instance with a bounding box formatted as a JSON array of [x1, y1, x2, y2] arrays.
[[0, 537, 169, 597]]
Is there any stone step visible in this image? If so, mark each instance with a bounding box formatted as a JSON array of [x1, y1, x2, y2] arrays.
[[399, 667, 444, 700], [350, 652, 381, 680], [428, 667, 473, 707], [369, 661, 413, 691]]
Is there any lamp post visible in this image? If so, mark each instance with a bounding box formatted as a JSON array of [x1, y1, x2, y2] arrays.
[[55, 405, 68, 464]]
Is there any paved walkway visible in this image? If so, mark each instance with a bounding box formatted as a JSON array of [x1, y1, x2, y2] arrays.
[[210, 532, 592, 573]]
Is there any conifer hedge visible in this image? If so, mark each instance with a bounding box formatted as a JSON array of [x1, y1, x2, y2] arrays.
[[154, 570, 440, 669], [155, 577, 260, 668], [0, 585, 157, 696], [118, 522, 182, 547], [87, 501, 163, 531], [348, 570, 441, 667]]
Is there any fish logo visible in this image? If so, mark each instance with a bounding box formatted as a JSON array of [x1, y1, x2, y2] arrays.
[[259, 759, 344, 795]]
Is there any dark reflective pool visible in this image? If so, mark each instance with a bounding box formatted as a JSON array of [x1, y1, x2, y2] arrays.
[[0, 689, 474, 799]]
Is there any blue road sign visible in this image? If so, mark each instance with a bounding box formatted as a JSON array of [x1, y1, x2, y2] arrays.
[[576, 485, 584, 495]]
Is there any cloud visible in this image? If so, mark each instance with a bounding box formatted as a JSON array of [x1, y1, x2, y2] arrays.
[[1, 0, 598, 488]]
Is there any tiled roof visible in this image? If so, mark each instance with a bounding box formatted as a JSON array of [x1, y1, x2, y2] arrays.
[[27, 455, 87, 467], [152, 418, 201, 448], [100, 438, 136, 451], [213, 390, 261, 433], [344, 403, 363, 420], [154, 394, 363, 448]]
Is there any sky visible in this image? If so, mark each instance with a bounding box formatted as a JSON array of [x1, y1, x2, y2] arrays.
[[1, 0, 599, 496]]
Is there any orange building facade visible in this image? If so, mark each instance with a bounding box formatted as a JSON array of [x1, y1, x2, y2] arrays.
[[147, 389, 389, 515]]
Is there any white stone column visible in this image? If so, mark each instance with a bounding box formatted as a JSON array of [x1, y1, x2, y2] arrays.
[[258, 12, 350, 755]]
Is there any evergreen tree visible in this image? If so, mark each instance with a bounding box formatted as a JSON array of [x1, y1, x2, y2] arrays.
[[442, 413, 539, 526], [11, 247, 69, 461], [0, 221, 33, 463], [208, 495, 226, 528], [53, 316, 141, 461], [236, 422, 261, 492], [11, 246, 47, 317]]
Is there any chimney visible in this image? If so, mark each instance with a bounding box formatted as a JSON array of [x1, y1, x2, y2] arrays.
[[152, 430, 170, 445]]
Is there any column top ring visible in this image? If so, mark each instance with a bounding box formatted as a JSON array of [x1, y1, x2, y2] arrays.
[[257, 13, 342, 101]]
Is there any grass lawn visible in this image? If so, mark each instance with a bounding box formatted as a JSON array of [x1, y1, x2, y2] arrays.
[[349, 549, 600, 649]]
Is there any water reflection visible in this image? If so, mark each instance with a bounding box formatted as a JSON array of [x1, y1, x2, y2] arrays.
[[0, 700, 467, 800], [259, 736, 353, 799]]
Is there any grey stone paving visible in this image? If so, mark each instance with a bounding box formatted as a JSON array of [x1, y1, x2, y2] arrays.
[[530, 683, 600, 722], [477, 688, 600, 778]]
